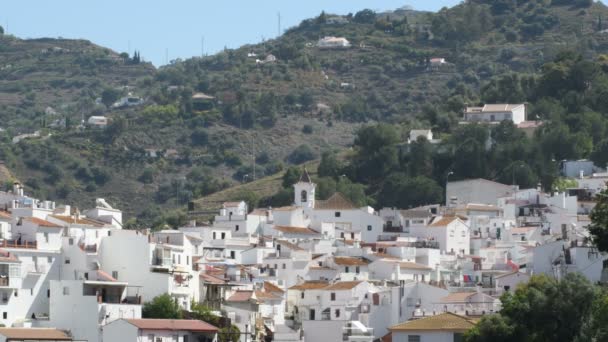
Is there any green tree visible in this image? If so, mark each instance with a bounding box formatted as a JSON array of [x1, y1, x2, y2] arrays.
[[142, 294, 182, 319], [591, 139, 608, 168], [589, 188, 608, 252], [282, 166, 302, 188], [465, 273, 597, 342], [378, 174, 443, 208], [318, 151, 341, 178], [353, 124, 400, 183], [101, 88, 121, 108], [287, 144, 316, 164], [353, 9, 376, 23], [408, 136, 433, 177]]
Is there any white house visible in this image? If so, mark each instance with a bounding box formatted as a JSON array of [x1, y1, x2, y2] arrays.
[[463, 103, 526, 124], [317, 36, 351, 49], [389, 312, 476, 342], [409, 216, 470, 255], [87, 116, 108, 129], [0, 328, 74, 341], [408, 129, 433, 143], [102, 319, 218, 342], [447, 178, 514, 207]]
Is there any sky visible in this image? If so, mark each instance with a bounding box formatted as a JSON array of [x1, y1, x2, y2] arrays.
[[1, 1, 460, 66]]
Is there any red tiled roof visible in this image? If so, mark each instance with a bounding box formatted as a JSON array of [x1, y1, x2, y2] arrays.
[[274, 226, 319, 235], [226, 290, 253, 302], [96, 270, 117, 282], [429, 216, 459, 227], [288, 281, 329, 291], [333, 256, 370, 266], [264, 281, 284, 293], [315, 193, 357, 210], [26, 217, 61, 228], [0, 328, 71, 340], [0, 211, 11, 220], [255, 290, 282, 302], [324, 281, 363, 291], [199, 273, 227, 285], [125, 319, 218, 332], [49, 215, 105, 227]]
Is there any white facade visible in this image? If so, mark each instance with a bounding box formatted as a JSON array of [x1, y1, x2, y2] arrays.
[[464, 104, 526, 124]]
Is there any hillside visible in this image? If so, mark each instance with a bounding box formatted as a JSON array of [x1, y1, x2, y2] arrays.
[[1, 0, 608, 227]]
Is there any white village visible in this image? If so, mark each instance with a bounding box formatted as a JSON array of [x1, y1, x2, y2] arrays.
[[0, 101, 604, 341]]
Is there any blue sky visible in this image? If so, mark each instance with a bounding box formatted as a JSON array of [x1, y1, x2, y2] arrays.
[[2, 1, 460, 66]]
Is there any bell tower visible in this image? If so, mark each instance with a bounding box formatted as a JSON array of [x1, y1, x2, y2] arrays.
[[294, 168, 315, 208]]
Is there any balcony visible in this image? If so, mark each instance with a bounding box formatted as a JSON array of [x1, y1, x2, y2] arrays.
[[1, 240, 37, 249], [383, 224, 408, 233]]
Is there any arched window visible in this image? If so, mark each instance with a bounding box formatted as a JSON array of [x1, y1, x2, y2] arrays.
[[301, 190, 308, 202]]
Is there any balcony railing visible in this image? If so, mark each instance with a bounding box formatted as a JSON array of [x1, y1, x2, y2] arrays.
[[1, 240, 37, 249]]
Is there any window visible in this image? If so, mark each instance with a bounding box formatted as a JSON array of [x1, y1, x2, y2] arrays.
[[301, 292, 305, 299], [2, 312, 6, 319], [335, 309, 340, 318], [65, 257, 71, 264], [356, 266, 360, 274], [68, 238, 74, 246], [95, 231, 99, 238], [367, 225, 372, 231], [172, 335, 178, 342], [301, 190, 308, 203], [178, 254, 181, 264], [14, 290, 17, 297], [43, 232, 49, 243], [351, 233, 355, 239], [345, 266, 350, 273], [183, 336, 189, 342], [221, 233, 226, 239], [186, 256, 190, 265], [461, 230, 465, 237], [235, 225, 239, 231], [213, 232, 216, 239], [47, 289, 50, 298], [47, 256, 53, 263], [172, 254, 176, 264], [156, 338, 162, 342], [230, 251, 235, 259], [331, 292, 336, 301], [335, 212, 341, 217], [147, 335, 154, 342], [112, 271, 118, 280], [108, 231, 112, 236], [282, 264, 286, 269], [63, 287, 69, 295], [408, 336, 421, 342]]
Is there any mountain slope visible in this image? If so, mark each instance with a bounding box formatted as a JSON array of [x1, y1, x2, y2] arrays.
[[1, 0, 608, 226]]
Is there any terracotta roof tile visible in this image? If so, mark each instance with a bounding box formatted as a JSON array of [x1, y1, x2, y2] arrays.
[[288, 281, 329, 291], [226, 290, 254, 302], [50, 215, 105, 227], [255, 290, 282, 302], [315, 193, 357, 210], [429, 216, 459, 227], [0, 328, 71, 340], [399, 261, 432, 271], [440, 292, 476, 303], [274, 226, 319, 235], [264, 281, 284, 293], [389, 312, 476, 332], [26, 217, 62, 228], [323, 281, 363, 291], [125, 319, 218, 332], [333, 256, 370, 266]]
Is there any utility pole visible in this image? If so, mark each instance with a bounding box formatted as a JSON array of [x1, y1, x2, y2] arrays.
[[252, 134, 256, 181]]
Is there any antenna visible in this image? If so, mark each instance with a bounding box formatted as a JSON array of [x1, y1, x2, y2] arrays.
[[201, 36, 205, 57], [277, 12, 281, 37]]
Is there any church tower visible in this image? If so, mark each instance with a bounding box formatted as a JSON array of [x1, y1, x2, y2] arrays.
[[294, 168, 315, 208]]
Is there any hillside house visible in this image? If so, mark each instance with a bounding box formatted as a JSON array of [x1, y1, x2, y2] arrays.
[[317, 36, 351, 49], [87, 116, 108, 129], [464, 104, 526, 124], [408, 129, 433, 143], [192, 92, 215, 111]]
